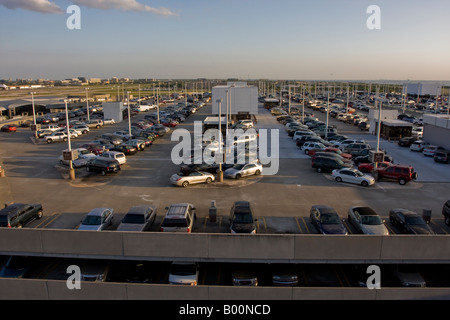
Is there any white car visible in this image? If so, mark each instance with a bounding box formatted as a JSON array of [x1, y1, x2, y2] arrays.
[[301, 142, 326, 154], [168, 262, 199, 285], [334, 138, 365, 149], [98, 151, 127, 165], [78, 208, 114, 231], [102, 119, 116, 125], [224, 163, 263, 179], [58, 148, 96, 167], [348, 206, 389, 235], [410, 141, 430, 152], [332, 168, 375, 187], [170, 171, 215, 187], [45, 131, 74, 143], [422, 145, 439, 157]]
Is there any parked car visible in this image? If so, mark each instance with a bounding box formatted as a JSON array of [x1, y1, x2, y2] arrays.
[[98, 151, 127, 165], [58, 147, 96, 168], [116, 205, 157, 232], [357, 161, 391, 173], [170, 171, 215, 187], [342, 143, 372, 155], [398, 137, 417, 147], [348, 206, 389, 235], [232, 268, 258, 286], [229, 201, 257, 234], [0, 256, 32, 278], [160, 203, 196, 233], [302, 142, 327, 155], [0, 203, 43, 228], [422, 145, 441, 157], [332, 168, 375, 187], [110, 143, 138, 155], [377, 164, 417, 185], [311, 156, 352, 173], [224, 163, 263, 179], [180, 163, 220, 175], [168, 262, 199, 285], [271, 264, 299, 286], [78, 207, 114, 231], [410, 141, 430, 152], [442, 200, 450, 225], [72, 124, 90, 134], [45, 131, 71, 143], [1, 125, 17, 132], [85, 158, 121, 175], [434, 150, 450, 164], [392, 265, 426, 287], [309, 205, 348, 235], [389, 208, 434, 235], [78, 143, 105, 155]]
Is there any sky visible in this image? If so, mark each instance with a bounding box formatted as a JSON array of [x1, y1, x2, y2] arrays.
[[1, 0, 450, 81]]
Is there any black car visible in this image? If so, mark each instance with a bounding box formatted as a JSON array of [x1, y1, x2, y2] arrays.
[[311, 156, 352, 173], [434, 150, 450, 164], [398, 137, 417, 147], [0, 203, 43, 228], [229, 201, 257, 234], [389, 208, 434, 235], [442, 200, 450, 225], [310, 205, 348, 235], [86, 158, 121, 175], [110, 144, 138, 155]]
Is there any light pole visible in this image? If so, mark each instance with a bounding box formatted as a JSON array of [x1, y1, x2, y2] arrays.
[[216, 99, 223, 182], [85, 87, 90, 122], [64, 99, 75, 180], [127, 91, 132, 137], [30, 92, 38, 141]]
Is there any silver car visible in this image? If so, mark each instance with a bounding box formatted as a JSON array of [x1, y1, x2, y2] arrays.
[[348, 206, 389, 235], [116, 205, 157, 231], [224, 163, 263, 179], [170, 171, 215, 187], [78, 208, 114, 231]]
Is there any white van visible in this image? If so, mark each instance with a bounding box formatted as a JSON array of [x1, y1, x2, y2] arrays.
[[99, 151, 127, 165]]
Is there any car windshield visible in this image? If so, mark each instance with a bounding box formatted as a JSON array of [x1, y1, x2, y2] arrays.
[[320, 214, 341, 224], [233, 164, 245, 170], [233, 212, 254, 223], [170, 264, 196, 276], [122, 214, 145, 224], [405, 216, 426, 225], [82, 215, 101, 225], [361, 215, 383, 225]]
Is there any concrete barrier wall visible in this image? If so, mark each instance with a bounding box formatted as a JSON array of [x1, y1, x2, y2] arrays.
[[1, 229, 450, 263], [1, 279, 450, 300]]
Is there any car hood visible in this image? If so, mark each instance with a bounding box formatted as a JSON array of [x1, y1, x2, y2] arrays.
[[409, 225, 434, 235], [361, 224, 389, 235], [396, 272, 426, 286], [321, 223, 348, 235]]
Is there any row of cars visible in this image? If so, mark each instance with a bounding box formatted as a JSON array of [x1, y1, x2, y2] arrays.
[[399, 137, 450, 164], [274, 108, 417, 187]]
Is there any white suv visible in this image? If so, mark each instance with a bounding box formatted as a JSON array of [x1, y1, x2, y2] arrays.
[[160, 203, 196, 233], [168, 262, 199, 285]]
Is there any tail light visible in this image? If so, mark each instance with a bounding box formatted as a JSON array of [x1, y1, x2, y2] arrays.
[[7, 223, 11, 228], [106, 167, 110, 171], [160, 227, 164, 232], [186, 227, 190, 233]]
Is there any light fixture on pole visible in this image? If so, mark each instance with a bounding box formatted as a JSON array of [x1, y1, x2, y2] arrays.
[[216, 98, 223, 183], [127, 91, 132, 137], [85, 87, 90, 122], [30, 92, 38, 141], [64, 99, 75, 180]]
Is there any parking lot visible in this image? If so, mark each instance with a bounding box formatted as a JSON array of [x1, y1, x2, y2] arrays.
[[0, 101, 449, 236]]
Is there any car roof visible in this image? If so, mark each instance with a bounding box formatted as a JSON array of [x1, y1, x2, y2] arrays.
[[0, 204, 28, 215], [87, 208, 112, 216], [127, 205, 154, 215], [312, 205, 337, 214], [352, 206, 378, 216]]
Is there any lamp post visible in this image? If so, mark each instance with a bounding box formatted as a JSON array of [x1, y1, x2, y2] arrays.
[[64, 99, 75, 180], [85, 87, 90, 122], [30, 92, 38, 141], [216, 99, 223, 183], [127, 91, 132, 137]]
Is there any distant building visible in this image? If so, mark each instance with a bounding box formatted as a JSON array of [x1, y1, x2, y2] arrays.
[[404, 82, 442, 97], [423, 114, 450, 150], [212, 82, 258, 123]]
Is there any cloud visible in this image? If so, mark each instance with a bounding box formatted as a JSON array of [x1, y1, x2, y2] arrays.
[[70, 0, 178, 16], [0, 0, 178, 16], [0, 0, 64, 14]]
